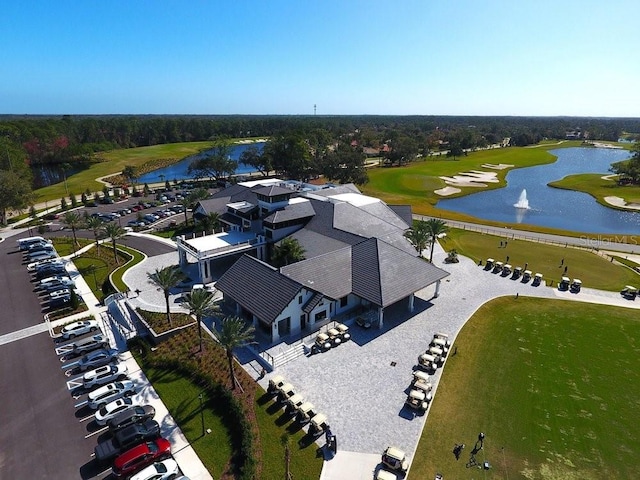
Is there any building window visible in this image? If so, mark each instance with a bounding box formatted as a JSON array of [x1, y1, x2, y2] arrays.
[[298, 295, 302, 304], [340, 296, 348, 307]]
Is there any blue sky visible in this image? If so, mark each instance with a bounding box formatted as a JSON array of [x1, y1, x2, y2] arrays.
[[2, 1, 638, 116]]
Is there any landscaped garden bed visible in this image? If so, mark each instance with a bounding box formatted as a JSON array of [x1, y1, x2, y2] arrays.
[[129, 326, 323, 480]]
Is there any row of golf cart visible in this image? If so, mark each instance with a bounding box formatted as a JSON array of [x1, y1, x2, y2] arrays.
[[407, 333, 450, 413], [485, 259, 543, 286], [267, 375, 330, 437], [559, 276, 582, 293], [313, 323, 351, 353]]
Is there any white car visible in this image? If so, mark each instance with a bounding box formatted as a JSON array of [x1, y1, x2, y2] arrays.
[[88, 380, 138, 410], [61, 320, 101, 339], [130, 458, 180, 480], [83, 363, 128, 389], [94, 397, 140, 425], [27, 258, 65, 271], [40, 275, 73, 288]]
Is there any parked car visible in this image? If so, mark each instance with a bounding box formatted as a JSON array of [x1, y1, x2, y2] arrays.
[[42, 278, 75, 291], [129, 458, 179, 480], [27, 258, 64, 271], [107, 405, 156, 432], [49, 295, 72, 310], [61, 319, 100, 339], [49, 289, 71, 301], [76, 348, 119, 371], [70, 334, 109, 355], [39, 274, 72, 287], [88, 380, 137, 410], [35, 265, 67, 279], [95, 398, 141, 425], [17, 236, 48, 250], [45, 284, 72, 296], [111, 438, 172, 479], [83, 363, 128, 389], [28, 250, 57, 262], [94, 420, 161, 462]]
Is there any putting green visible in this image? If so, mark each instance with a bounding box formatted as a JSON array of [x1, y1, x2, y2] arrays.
[[411, 297, 640, 479]]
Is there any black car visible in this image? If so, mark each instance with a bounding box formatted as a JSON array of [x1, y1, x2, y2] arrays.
[[107, 405, 156, 432], [95, 420, 160, 462], [48, 295, 71, 310], [36, 266, 67, 279]]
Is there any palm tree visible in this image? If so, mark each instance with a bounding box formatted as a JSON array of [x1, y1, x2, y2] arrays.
[[404, 220, 430, 257], [85, 215, 104, 251], [103, 222, 126, 264], [425, 218, 449, 263], [216, 316, 255, 390], [179, 288, 220, 352], [62, 211, 83, 253], [271, 237, 306, 267], [147, 266, 185, 326], [181, 188, 210, 225], [198, 212, 220, 235]]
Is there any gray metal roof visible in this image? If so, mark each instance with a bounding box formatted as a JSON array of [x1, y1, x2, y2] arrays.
[[351, 238, 450, 307], [287, 228, 352, 259], [281, 246, 353, 301], [263, 200, 316, 224], [215, 254, 302, 324], [254, 185, 294, 197]]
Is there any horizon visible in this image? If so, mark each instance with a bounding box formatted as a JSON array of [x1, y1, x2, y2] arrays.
[[2, 1, 639, 117]]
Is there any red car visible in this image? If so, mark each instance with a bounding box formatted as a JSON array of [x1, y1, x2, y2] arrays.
[[111, 438, 172, 478]]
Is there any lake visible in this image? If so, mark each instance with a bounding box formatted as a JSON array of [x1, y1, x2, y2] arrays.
[[136, 142, 265, 184], [437, 147, 640, 234]]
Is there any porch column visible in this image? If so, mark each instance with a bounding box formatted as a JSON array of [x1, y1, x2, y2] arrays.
[[434, 279, 441, 298], [178, 247, 187, 268], [272, 321, 280, 343], [408, 293, 415, 312], [378, 306, 384, 329]]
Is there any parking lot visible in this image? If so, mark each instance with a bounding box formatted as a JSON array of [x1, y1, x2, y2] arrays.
[[0, 225, 208, 479]]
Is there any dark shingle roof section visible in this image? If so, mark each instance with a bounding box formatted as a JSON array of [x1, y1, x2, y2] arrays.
[[255, 185, 294, 197], [263, 200, 315, 224], [302, 292, 324, 314], [387, 205, 413, 229], [215, 254, 302, 324], [281, 246, 353, 300], [287, 228, 351, 258], [352, 238, 449, 307]]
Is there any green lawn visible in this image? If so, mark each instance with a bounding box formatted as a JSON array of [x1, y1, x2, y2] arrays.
[[411, 297, 640, 480], [549, 173, 640, 209], [443, 228, 640, 291], [33, 137, 265, 203], [138, 366, 235, 479], [109, 245, 145, 293]]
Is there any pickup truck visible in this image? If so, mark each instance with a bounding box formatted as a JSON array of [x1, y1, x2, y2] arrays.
[[94, 419, 160, 462]]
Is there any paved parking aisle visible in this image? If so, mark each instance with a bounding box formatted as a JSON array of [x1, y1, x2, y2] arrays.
[[0, 235, 98, 479]]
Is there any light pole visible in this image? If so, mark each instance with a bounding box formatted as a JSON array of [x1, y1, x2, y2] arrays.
[[198, 392, 205, 437]]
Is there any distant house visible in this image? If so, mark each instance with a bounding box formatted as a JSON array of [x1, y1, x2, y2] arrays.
[[177, 178, 449, 343], [565, 129, 582, 140]]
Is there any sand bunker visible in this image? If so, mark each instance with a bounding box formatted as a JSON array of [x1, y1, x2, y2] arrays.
[[434, 186, 461, 196], [605, 196, 640, 210], [481, 163, 513, 170], [440, 170, 499, 188]]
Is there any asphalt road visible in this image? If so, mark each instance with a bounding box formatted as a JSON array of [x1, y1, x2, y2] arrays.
[[0, 237, 103, 479]]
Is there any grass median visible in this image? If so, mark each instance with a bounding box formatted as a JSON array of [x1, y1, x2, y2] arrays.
[[411, 297, 640, 479]]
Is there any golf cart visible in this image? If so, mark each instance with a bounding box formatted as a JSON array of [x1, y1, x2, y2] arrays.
[[493, 261, 503, 273], [381, 446, 409, 474], [502, 264, 512, 276], [326, 327, 342, 347], [433, 332, 451, 348], [532, 272, 543, 286], [314, 332, 332, 351], [309, 413, 330, 436], [268, 375, 285, 395], [355, 316, 372, 329], [570, 278, 582, 293], [512, 266, 522, 279], [430, 337, 449, 356], [335, 323, 351, 341], [276, 382, 296, 403], [621, 285, 638, 300], [405, 389, 430, 411], [296, 402, 317, 424], [559, 276, 570, 290], [427, 346, 445, 366], [522, 270, 532, 282], [418, 353, 438, 372], [485, 258, 495, 271]]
